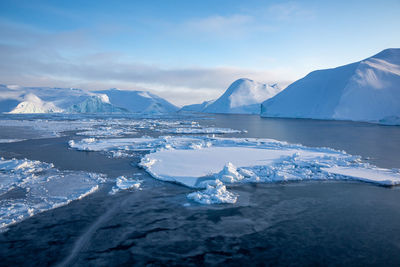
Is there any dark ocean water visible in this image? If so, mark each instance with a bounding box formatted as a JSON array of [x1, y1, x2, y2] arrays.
[[0, 114, 400, 266]]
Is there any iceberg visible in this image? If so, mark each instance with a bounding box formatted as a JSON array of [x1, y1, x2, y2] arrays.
[[0, 85, 178, 114], [181, 78, 281, 114], [261, 48, 400, 123]]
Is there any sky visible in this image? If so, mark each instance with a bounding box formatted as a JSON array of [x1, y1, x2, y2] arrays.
[[0, 0, 399, 106]]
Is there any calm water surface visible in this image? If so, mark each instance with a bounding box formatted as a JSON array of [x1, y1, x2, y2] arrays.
[[0, 114, 400, 266]]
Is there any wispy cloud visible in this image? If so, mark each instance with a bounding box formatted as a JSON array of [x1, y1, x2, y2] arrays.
[[0, 13, 299, 106], [267, 2, 315, 21], [0, 43, 293, 104], [178, 13, 274, 39], [184, 14, 253, 35]]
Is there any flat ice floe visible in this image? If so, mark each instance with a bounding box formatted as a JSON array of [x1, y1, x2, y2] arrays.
[[0, 139, 25, 143], [0, 157, 105, 230], [69, 136, 400, 204]]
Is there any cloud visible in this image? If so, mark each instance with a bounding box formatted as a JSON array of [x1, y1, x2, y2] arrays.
[[178, 14, 274, 39], [0, 43, 294, 105], [0, 18, 297, 106], [184, 15, 252, 35], [267, 2, 315, 21]]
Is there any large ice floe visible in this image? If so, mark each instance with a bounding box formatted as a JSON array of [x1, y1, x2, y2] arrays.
[[0, 157, 105, 230], [69, 136, 400, 204]]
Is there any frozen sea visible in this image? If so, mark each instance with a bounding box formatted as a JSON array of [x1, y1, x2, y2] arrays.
[[0, 113, 400, 266]]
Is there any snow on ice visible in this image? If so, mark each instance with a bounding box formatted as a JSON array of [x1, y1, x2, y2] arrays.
[[109, 176, 142, 195], [69, 135, 400, 204], [0, 157, 106, 230]]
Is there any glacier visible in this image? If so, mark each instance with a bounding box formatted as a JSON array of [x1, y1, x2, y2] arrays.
[[0, 85, 178, 114], [261, 48, 400, 123], [181, 78, 282, 114]]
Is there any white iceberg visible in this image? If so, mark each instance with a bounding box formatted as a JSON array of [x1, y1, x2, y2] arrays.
[[187, 179, 237, 204], [181, 78, 282, 114], [261, 48, 400, 123], [0, 84, 178, 114]]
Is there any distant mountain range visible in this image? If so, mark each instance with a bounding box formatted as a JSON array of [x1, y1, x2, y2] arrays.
[[0, 85, 179, 114]]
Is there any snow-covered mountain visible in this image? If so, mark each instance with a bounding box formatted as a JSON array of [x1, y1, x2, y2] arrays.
[[261, 48, 400, 123], [179, 100, 215, 112], [0, 85, 178, 114], [180, 78, 282, 114], [95, 89, 178, 114]]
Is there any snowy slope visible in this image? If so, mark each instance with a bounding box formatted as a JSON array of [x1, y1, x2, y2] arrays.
[[0, 85, 178, 114], [95, 89, 179, 113], [261, 48, 400, 123], [202, 78, 281, 114], [179, 100, 215, 112], [9, 93, 63, 113]]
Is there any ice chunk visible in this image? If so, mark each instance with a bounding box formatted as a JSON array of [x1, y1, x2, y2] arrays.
[[109, 176, 142, 195], [216, 162, 244, 183], [187, 179, 237, 204]]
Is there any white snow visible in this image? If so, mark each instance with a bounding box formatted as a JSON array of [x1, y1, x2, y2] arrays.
[[0, 118, 101, 138], [109, 176, 142, 195], [322, 166, 400, 186], [181, 78, 281, 114], [9, 93, 63, 114], [94, 88, 178, 114], [69, 137, 159, 152], [158, 127, 244, 134], [0, 85, 178, 114], [67, 95, 125, 113], [179, 100, 215, 112], [135, 136, 400, 204], [76, 127, 136, 137], [0, 139, 25, 143], [139, 142, 354, 187], [0, 117, 185, 139], [70, 134, 400, 197], [261, 48, 400, 123], [0, 157, 105, 230], [187, 179, 237, 204]]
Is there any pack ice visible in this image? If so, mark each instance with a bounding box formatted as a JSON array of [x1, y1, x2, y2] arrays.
[[0, 157, 105, 230], [70, 136, 400, 204]]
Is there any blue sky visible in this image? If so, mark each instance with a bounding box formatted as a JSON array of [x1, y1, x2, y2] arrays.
[[0, 0, 399, 105]]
